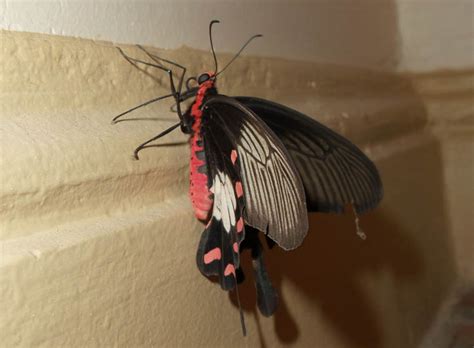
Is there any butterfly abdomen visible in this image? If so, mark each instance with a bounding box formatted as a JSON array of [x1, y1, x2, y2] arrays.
[[189, 80, 215, 222], [190, 134, 212, 221]]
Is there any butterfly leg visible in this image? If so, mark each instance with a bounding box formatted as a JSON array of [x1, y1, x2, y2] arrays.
[[111, 93, 175, 123], [169, 88, 200, 113], [116, 48, 185, 122], [132, 122, 182, 160], [135, 46, 194, 120], [136, 45, 187, 96]]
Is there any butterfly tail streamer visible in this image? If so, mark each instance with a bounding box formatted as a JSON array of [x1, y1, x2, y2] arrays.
[[196, 196, 248, 335], [242, 230, 278, 317], [252, 242, 278, 317], [230, 209, 247, 336], [234, 276, 247, 336]]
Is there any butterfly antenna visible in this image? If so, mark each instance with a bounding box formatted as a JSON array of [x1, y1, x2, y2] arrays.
[[216, 33, 262, 77], [209, 20, 220, 74]]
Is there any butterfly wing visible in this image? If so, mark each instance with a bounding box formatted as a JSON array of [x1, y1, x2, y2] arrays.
[[235, 97, 383, 214], [197, 95, 308, 288], [195, 120, 245, 290]]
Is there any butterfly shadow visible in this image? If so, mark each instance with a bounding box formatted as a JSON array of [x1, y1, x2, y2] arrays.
[[269, 210, 423, 347], [229, 135, 456, 348], [229, 209, 423, 347]]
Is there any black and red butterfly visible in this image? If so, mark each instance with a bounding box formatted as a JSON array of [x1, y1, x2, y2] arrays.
[[112, 20, 383, 334]]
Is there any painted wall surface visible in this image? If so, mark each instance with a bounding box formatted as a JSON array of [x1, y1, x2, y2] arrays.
[[1, 29, 472, 347], [1, 1, 473, 347], [1, 0, 473, 71]]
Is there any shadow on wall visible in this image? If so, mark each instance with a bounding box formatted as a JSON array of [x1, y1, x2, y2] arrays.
[[232, 126, 457, 348], [228, 69, 457, 348], [275, 136, 456, 346], [249, 3, 455, 345], [228, 1, 454, 346], [261, 0, 401, 69], [201, 0, 402, 70]]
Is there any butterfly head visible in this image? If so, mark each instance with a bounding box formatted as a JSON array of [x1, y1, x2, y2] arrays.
[[197, 72, 216, 85]]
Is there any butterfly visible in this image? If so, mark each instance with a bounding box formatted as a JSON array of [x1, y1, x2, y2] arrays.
[[112, 20, 383, 334]]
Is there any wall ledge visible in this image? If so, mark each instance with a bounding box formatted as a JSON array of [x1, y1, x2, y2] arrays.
[[1, 30, 472, 347], [0, 30, 444, 241]]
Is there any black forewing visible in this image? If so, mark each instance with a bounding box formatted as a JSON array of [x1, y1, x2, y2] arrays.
[[235, 97, 383, 214], [202, 96, 308, 250]]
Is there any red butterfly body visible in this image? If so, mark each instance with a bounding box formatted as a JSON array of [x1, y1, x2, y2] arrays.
[[189, 79, 214, 222], [184, 74, 249, 289]]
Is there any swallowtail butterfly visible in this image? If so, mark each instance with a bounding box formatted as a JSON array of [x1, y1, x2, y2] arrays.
[[112, 20, 383, 335]]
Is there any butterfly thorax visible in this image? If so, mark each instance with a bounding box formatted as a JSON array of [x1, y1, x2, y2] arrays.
[[187, 79, 216, 222], [189, 80, 216, 131]]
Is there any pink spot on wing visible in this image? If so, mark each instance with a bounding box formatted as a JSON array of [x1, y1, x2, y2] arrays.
[[224, 264, 236, 277], [233, 242, 239, 253], [236, 217, 244, 233], [204, 248, 221, 264], [231, 150, 238, 165], [235, 181, 243, 198]]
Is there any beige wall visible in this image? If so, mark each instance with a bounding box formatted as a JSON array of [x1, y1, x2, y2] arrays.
[[1, 29, 472, 347], [1, 0, 473, 72]]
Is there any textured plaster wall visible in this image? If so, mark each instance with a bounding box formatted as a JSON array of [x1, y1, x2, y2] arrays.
[[1, 0, 473, 72], [1, 28, 473, 347]]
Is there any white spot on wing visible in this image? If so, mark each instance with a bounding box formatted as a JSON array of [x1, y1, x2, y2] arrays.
[[210, 171, 237, 233]]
